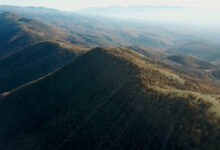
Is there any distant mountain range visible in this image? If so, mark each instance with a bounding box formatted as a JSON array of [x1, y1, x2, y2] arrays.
[[78, 5, 193, 13], [77, 5, 220, 27], [0, 6, 220, 52]]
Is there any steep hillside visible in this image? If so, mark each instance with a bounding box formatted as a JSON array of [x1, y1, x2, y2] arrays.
[[0, 47, 219, 150], [0, 12, 66, 57], [131, 46, 219, 85], [0, 41, 81, 94], [166, 40, 220, 65], [167, 55, 216, 69]]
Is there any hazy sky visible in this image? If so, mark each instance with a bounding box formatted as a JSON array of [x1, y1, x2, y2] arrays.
[[0, 0, 220, 10]]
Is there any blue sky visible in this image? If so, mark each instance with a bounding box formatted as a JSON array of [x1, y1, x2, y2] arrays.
[[0, 0, 220, 10]]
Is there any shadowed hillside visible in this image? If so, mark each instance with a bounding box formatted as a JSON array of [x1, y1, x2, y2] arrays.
[[0, 47, 219, 150], [0, 12, 83, 93], [0, 41, 81, 94], [212, 69, 220, 80]]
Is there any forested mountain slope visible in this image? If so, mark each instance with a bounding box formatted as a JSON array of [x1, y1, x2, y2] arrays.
[[0, 47, 219, 150]]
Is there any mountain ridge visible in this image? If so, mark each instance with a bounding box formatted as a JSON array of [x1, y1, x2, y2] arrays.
[[0, 47, 219, 150], [0, 12, 68, 57]]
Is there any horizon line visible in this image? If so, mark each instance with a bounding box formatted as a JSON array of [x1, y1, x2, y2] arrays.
[[0, 4, 214, 12]]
